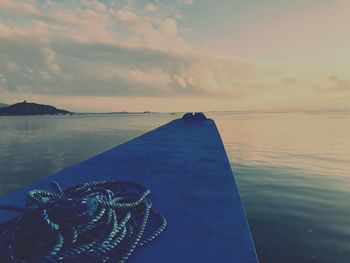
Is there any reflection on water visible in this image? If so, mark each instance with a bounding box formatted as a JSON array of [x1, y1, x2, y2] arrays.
[[0, 114, 176, 195], [0, 111, 349, 263], [211, 111, 350, 178], [208, 111, 350, 263]]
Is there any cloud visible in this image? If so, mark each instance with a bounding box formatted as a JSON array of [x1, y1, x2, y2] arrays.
[[145, 3, 157, 12], [0, 0, 298, 101], [182, 0, 194, 5], [0, 35, 286, 98], [94, 1, 107, 12], [0, 2, 189, 53], [160, 18, 178, 36], [0, 74, 6, 83], [0, 0, 41, 17], [281, 77, 298, 85], [5, 61, 17, 73], [43, 48, 60, 74], [315, 75, 350, 93], [116, 9, 142, 24], [123, 69, 171, 86]]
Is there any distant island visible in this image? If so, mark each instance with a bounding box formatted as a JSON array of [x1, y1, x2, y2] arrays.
[[0, 103, 8, 108], [0, 101, 73, 116]]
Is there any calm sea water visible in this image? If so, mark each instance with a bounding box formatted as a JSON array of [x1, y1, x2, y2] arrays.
[[0, 111, 349, 263]]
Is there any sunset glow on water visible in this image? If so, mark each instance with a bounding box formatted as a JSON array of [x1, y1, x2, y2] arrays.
[[0, 112, 349, 262]]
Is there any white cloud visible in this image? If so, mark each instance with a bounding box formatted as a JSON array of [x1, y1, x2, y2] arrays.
[[5, 61, 17, 73], [0, 74, 6, 83], [173, 75, 187, 89], [116, 9, 142, 24], [94, 1, 106, 12], [0, 0, 299, 101], [145, 3, 157, 12], [122, 69, 172, 88], [160, 18, 178, 36], [182, 0, 194, 5], [0, 0, 41, 16], [43, 48, 60, 74], [315, 75, 350, 93]]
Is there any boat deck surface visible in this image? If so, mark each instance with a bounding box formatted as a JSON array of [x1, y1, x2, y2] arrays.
[[0, 115, 258, 262]]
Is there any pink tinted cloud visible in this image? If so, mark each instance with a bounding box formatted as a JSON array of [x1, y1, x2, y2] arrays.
[[0, 0, 41, 16], [315, 75, 350, 93], [0, 0, 190, 54], [0, 0, 314, 100], [145, 3, 157, 13]]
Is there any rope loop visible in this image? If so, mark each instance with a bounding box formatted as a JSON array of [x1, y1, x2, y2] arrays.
[[0, 180, 167, 263]]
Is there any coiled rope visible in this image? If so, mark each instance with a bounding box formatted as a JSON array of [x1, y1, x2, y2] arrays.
[[0, 180, 167, 263]]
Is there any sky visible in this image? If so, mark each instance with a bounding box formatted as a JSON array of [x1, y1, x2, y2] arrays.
[[0, 0, 349, 112]]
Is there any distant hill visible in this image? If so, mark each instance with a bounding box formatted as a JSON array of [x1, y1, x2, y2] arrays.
[[0, 103, 8, 108], [0, 101, 73, 116]]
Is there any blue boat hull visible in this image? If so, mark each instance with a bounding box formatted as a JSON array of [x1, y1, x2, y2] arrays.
[[0, 116, 258, 262]]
